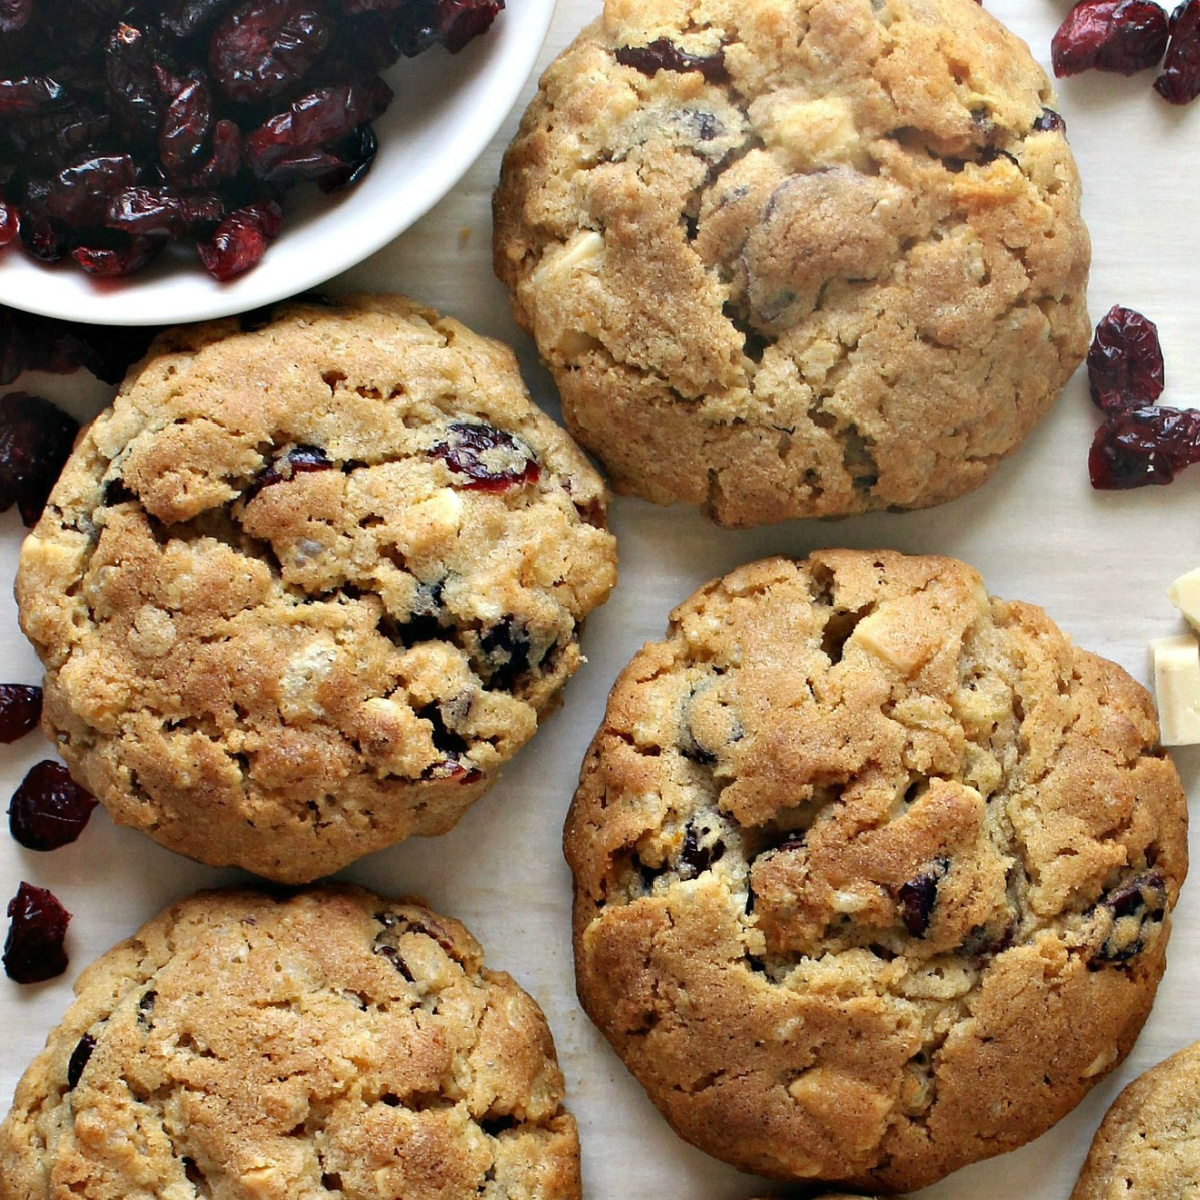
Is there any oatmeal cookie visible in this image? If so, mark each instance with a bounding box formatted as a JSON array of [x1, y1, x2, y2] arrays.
[[1070, 1040, 1200, 1200], [565, 551, 1186, 1190], [0, 885, 581, 1200], [494, 0, 1090, 526], [16, 293, 616, 882]]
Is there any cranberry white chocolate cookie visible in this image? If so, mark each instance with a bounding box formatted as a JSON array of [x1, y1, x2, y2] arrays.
[[16, 294, 617, 883], [494, 0, 1090, 526], [565, 551, 1186, 1191], [1071, 1039, 1200, 1200], [0, 886, 581, 1200]]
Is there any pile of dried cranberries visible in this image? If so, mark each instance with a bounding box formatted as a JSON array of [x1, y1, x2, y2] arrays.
[[0, 0, 503, 281]]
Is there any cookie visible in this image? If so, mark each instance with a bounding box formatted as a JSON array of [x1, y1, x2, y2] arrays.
[[1070, 1040, 1200, 1200], [564, 551, 1186, 1191], [0, 885, 581, 1200], [16, 293, 617, 883], [494, 0, 1090, 527]]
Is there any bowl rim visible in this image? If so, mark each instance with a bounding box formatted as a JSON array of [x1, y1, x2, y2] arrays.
[[0, 0, 559, 327]]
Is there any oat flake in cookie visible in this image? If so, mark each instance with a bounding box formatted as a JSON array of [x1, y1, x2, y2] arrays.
[[16, 294, 617, 883], [0, 886, 581, 1200], [494, 0, 1091, 527], [564, 551, 1186, 1191]]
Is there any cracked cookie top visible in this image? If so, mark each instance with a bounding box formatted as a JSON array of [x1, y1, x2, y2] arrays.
[[16, 293, 617, 883], [0, 886, 581, 1200], [494, 0, 1091, 526], [1071, 1039, 1200, 1200], [565, 551, 1186, 1191]]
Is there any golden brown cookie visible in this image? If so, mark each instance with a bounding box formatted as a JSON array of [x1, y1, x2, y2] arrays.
[[0, 885, 581, 1200], [1070, 1040, 1200, 1200], [494, 0, 1090, 526], [565, 551, 1186, 1191], [16, 293, 617, 882]]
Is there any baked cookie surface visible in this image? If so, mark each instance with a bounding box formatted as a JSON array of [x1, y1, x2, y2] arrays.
[[0, 885, 581, 1200], [17, 293, 617, 882], [494, 0, 1090, 526], [565, 551, 1186, 1191], [1071, 1040, 1200, 1200]]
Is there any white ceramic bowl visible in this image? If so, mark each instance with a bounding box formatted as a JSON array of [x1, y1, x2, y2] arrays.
[[0, 0, 557, 326]]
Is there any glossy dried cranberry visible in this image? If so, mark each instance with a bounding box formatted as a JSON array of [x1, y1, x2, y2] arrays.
[[897, 859, 948, 937], [1156, 0, 1200, 101], [72, 235, 166, 276], [196, 198, 282, 280], [38, 155, 138, 228], [1052, 0, 1169, 74], [430, 422, 540, 492], [158, 79, 213, 176], [433, 0, 504, 53], [0, 198, 19, 247], [0, 684, 42, 743], [615, 39, 729, 82], [210, 0, 333, 104], [1089, 405, 1200, 487], [107, 187, 224, 238], [3, 881, 70, 984], [243, 77, 392, 178], [316, 123, 378, 192], [0, 76, 67, 118], [9, 762, 99, 851], [105, 24, 166, 139], [1087, 305, 1165, 413], [18, 211, 72, 262], [162, 0, 239, 38], [245, 444, 332, 499], [0, 392, 80, 526]]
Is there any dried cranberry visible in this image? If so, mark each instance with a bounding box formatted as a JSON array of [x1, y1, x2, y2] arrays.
[[0, 198, 18, 247], [0, 0, 32, 34], [0, 684, 42, 743], [421, 758, 483, 783], [0, 392, 80, 526], [1087, 305, 1165, 413], [158, 79, 213, 176], [245, 443, 332, 499], [1156, 0, 1200, 101], [678, 823, 724, 879], [1089, 405, 1200, 488], [18, 211, 72, 262], [316, 123, 378, 192], [9, 761, 99, 851], [897, 859, 948, 937], [209, 0, 334, 104], [162, 0, 239, 38], [196, 198, 282, 280], [3, 882, 70, 984], [105, 24, 166, 139], [1032, 107, 1067, 132], [243, 77, 392, 178], [66, 1032, 96, 1088], [615, 39, 729, 82], [433, 0, 504, 53], [72, 235, 166, 276], [38, 154, 138, 229], [0, 309, 159, 386], [0, 76, 67, 118], [107, 187, 224, 238], [1093, 869, 1167, 962], [430, 422, 540, 492], [1052, 0, 1170, 74], [479, 618, 533, 689]]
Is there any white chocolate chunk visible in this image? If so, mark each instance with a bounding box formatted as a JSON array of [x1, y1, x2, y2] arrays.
[[1150, 634, 1200, 745], [1167, 568, 1200, 633]]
